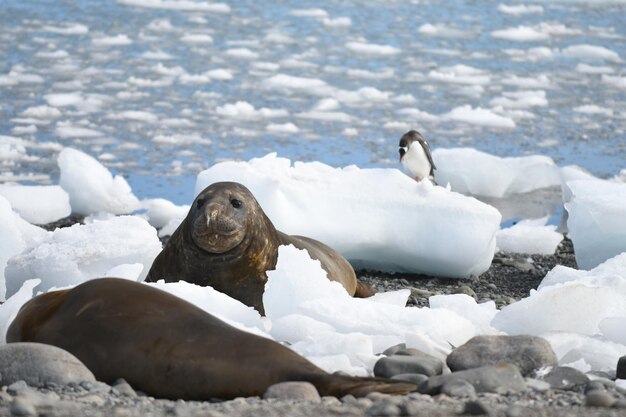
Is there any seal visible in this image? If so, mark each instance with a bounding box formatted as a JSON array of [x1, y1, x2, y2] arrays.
[[7, 278, 415, 400], [145, 181, 373, 314]]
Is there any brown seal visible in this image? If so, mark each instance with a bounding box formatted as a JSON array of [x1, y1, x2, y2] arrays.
[[7, 278, 415, 400], [145, 181, 373, 314]]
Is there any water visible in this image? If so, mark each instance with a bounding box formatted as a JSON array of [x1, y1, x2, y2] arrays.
[[0, 0, 625, 205]]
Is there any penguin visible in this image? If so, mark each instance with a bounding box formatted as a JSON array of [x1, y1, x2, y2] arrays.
[[398, 130, 437, 184]]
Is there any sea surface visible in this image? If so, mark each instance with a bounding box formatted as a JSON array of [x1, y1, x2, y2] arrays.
[[0, 0, 625, 204]]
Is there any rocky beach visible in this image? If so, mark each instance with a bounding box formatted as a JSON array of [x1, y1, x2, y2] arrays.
[[1, 233, 625, 417]]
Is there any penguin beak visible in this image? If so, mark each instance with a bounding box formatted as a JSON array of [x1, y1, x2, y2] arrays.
[[399, 147, 407, 161]]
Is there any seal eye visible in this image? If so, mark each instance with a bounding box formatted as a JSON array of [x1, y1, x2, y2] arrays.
[[196, 198, 206, 209], [230, 199, 242, 209]]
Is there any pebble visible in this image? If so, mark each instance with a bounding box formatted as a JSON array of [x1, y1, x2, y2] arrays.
[[505, 404, 524, 417], [419, 363, 526, 395], [524, 378, 551, 392], [374, 354, 443, 378], [541, 366, 589, 390], [10, 396, 37, 417], [617, 355, 626, 379], [263, 382, 321, 402], [453, 286, 477, 299], [112, 379, 137, 397], [7, 381, 28, 395], [446, 335, 557, 376], [585, 390, 616, 408], [462, 400, 493, 416], [76, 394, 107, 406], [0, 343, 95, 387], [441, 379, 476, 398], [366, 401, 401, 416]]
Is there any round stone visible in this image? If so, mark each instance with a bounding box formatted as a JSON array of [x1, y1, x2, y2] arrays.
[[585, 390, 616, 408], [263, 381, 321, 402], [0, 343, 95, 388]]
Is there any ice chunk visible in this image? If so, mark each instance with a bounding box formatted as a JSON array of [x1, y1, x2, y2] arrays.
[[139, 198, 189, 230], [0, 185, 70, 224], [492, 283, 626, 336], [197, 154, 500, 277], [428, 294, 498, 333], [0, 279, 41, 343], [432, 148, 561, 198], [264, 245, 481, 372], [564, 179, 626, 269], [4, 216, 161, 298], [148, 280, 266, 336], [0, 196, 47, 300], [543, 332, 626, 373], [496, 217, 563, 254], [58, 148, 140, 215]]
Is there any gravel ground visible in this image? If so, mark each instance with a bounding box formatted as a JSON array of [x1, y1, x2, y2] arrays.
[[4, 229, 622, 417]]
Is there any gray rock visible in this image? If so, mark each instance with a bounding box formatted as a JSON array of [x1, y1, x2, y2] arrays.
[[7, 381, 28, 395], [441, 379, 476, 398], [585, 390, 616, 407], [541, 366, 589, 390], [617, 355, 626, 379], [419, 363, 527, 395], [0, 343, 95, 387], [454, 286, 477, 299], [614, 399, 626, 409], [10, 396, 37, 417], [263, 382, 321, 402], [446, 335, 557, 376], [393, 348, 428, 357], [374, 354, 443, 378], [381, 344, 406, 356], [585, 380, 608, 394], [390, 373, 429, 385], [112, 378, 137, 397]]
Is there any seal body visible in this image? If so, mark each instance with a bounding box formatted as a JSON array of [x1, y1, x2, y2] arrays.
[[146, 182, 371, 314], [398, 130, 437, 183], [7, 278, 414, 400]]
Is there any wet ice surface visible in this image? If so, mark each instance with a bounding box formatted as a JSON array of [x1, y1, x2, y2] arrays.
[[0, 0, 625, 205]]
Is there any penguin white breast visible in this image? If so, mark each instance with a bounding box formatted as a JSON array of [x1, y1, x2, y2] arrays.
[[402, 144, 431, 180]]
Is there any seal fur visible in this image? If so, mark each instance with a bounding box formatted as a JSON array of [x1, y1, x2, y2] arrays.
[[7, 278, 414, 400], [145, 182, 373, 314]]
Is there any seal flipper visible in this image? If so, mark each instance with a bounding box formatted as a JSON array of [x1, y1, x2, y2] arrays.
[[308, 373, 416, 397], [354, 280, 376, 298]]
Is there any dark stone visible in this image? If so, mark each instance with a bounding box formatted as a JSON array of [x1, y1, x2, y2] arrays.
[[446, 335, 557, 376], [390, 373, 429, 386], [541, 366, 589, 391], [616, 355, 626, 380], [381, 344, 406, 356], [419, 363, 526, 395], [374, 354, 443, 378], [462, 400, 494, 416], [441, 379, 476, 398]]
